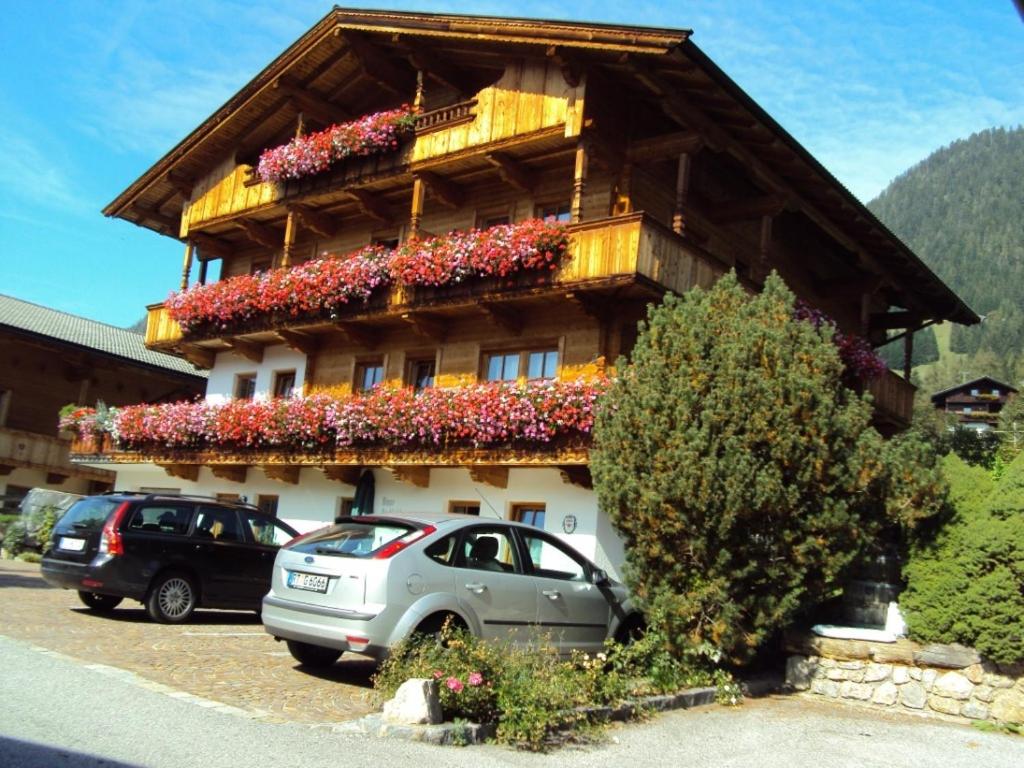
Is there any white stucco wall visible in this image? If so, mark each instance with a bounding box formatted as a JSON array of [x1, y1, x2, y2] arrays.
[[205, 345, 306, 404], [88, 463, 625, 579]]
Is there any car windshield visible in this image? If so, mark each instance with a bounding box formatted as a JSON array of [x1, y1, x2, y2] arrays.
[[59, 497, 121, 531], [290, 521, 415, 558]]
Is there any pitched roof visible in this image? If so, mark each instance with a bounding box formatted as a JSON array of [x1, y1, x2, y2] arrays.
[[930, 376, 1018, 403], [0, 294, 207, 379]]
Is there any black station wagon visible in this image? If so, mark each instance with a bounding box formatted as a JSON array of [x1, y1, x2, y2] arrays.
[[41, 493, 298, 623]]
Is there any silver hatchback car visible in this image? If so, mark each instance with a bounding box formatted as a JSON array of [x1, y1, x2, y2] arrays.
[[261, 513, 642, 667]]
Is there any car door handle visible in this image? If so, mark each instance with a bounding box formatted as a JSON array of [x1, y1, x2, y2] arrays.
[[542, 589, 561, 600], [464, 582, 487, 594]]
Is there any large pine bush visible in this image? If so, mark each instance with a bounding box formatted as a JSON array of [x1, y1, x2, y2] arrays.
[[591, 273, 896, 663]]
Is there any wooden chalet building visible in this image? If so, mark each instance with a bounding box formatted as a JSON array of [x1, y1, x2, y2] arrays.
[[931, 376, 1017, 431], [79, 8, 976, 576], [0, 294, 205, 507]]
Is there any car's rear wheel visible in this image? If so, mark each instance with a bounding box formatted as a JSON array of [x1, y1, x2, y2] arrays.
[[413, 612, 468, 645], [77, 591, 123, 613], [286, 640, 342, 668], [146, 572, 196, 623]]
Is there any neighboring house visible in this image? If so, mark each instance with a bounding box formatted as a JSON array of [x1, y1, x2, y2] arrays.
[[0, 294, 206, 507], [930, 376, 1018, 431], [76, 9, 976, 577]]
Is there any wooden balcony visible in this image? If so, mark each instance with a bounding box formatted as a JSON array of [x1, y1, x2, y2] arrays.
[[0, 427, 114, 484], [867, 370, 916, 431], [146, 213, 721, 354]]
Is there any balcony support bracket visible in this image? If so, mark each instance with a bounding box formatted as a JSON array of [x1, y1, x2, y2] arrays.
[[417, 172, 464, 209], [469, 466, 509, 489], [401, 313, 447, 343], [347, 189, 394, 224], [277, 330, 320, 356], [182, 344, 216, 369], [334, 322, 377, 349], [485, 153, 537, 193], [322, 466, 363, 486], [559, 465, 593, 489], [158, 464, 199, 482], [225, 338, 265, 364], [262, 465, 300, 485], [479, 302, 523, 336], [389, 466, 430, 488], [210, 465, 249, 484], [290, 205, 338, 238]]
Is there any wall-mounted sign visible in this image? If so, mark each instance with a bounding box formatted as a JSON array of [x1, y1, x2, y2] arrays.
[[562, 514, 577, 534]]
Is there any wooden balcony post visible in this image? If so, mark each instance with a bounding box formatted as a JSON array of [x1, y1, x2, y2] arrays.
[[903, 331, 914, 381], [180, 241, 194, 291], [672, 152, 692, 235], [571, 139, 589, 223], [413, 69, 425, 113], [281, 210, 297, 268], [410, 175, 426, 237], [197, 258, 208, 285]]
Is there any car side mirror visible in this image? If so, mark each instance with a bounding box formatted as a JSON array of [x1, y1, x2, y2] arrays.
[[591, 568, 611, 586]]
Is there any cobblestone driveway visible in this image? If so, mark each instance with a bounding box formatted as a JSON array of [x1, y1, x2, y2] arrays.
[[0, 560, 376, 724]]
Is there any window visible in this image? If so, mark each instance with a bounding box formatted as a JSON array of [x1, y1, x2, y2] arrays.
[[454, 527, 521, 573], [355, 359, 384, 392], [479, 212, 511, 228], [273, 370, 296, 399], [971, 389, 980, 396], [234, 374, 256, 401], [336, 497, 355, 521], [407, 357, 436, 390], [128, 504, 193, 536], [485, 352, 520, 382], [526, 350, 558, 380], [484, 348, 558, 382], [256, 494, 279, 518], [511, 503, 546, 529], [448, 501, 481, 516], [519, 531, 588, 582], [536, 202, 571, 222], [241, 511, 294, 546], [425, 534, 458, 566], [194, 507, 242, 542], [963, 407, 973, 414]]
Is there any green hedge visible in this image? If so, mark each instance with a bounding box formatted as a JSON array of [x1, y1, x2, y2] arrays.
[[901, 453, 1024, 664]]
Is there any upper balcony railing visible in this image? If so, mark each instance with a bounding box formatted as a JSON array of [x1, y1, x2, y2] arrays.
[[181, 59, 584, 235], [866, 369, 916, 430], [146, 213, 719, 350], [0, 426, 114, 483]]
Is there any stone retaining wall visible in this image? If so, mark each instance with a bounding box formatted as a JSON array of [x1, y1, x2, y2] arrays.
[[785, 633, 1024, 726]]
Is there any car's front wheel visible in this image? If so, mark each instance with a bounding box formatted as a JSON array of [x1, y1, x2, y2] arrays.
[[146, 572, 196, 623], [286, 640, 342, 668], [77, 591, 123, 613]]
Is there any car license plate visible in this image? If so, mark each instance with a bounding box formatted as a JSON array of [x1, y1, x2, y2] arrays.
[[288, 571, 329, 593], [58, 536, 86, 552]]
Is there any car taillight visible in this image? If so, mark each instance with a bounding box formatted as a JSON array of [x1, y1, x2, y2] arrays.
[[98, 502, 132, 556], [373, 525, 436, 559]]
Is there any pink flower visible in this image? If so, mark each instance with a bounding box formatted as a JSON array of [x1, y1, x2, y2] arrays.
[[432, 670, 443, 679], [446, 676, 464, 693], [467, 672, 483, 686]]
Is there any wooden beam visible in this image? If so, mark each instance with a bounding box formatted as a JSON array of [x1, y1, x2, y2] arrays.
[[571, 139, 589, 223], [335, 322, 377, 349], [237, 219, 280, 248], [190, 233, 233, 260], [262, 465, 300, 485], [409, 176, 426, 237], [390, 466, 430, 488], [404, 46, 475, 95], [182, 344, 215, 369], [564, 291, 608, 321], [210, 465, 248, 484], [322, 466, 362, 485], [479, 302, 523, 336], [627, 131, 704, 164], [281, 209, 296, 268], [469, 466, 509, 489], [819, 275, 884, 299], [46, 472, 69, 485], [485, 153, 537, 192], [706, 195, 787, 224], [870, 311, 924, 331], [224, 337, 264, 363], [401, 313, 447, 343], [416, 172, 464, 209], [347, 189, 393, 224], [180, 241, 194, 292], [165, 171, 194, 198], [290, 204, 338, 238], [137, 207, 180, 231], [672, 152, 691, 235], [274, 75, 350, 125], [158, 464, 199, 482], [559, 466, 593, 489], [277, 330, 320, 356], [546, 45, 582, 87], [342, 32, 415, 96]]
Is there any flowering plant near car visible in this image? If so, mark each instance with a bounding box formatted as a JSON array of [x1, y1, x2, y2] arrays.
[[255, 106, 416, 183], [164, 219, 569, 337], [61, 379, 606, 453]]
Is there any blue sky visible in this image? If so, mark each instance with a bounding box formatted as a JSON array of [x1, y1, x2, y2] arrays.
[[1, 1, 1021, 327]]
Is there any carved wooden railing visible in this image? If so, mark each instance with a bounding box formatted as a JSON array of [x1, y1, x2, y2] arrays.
[[867, 369, 916, 427], [415, 100, 477, 134], [146, 214, 713, 349]]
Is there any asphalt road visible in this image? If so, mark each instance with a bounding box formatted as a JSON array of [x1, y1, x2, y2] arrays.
[[2, 634, 1023, 768]]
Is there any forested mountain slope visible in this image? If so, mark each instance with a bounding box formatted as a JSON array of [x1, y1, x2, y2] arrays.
[[869, 126, 1024, 389]]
